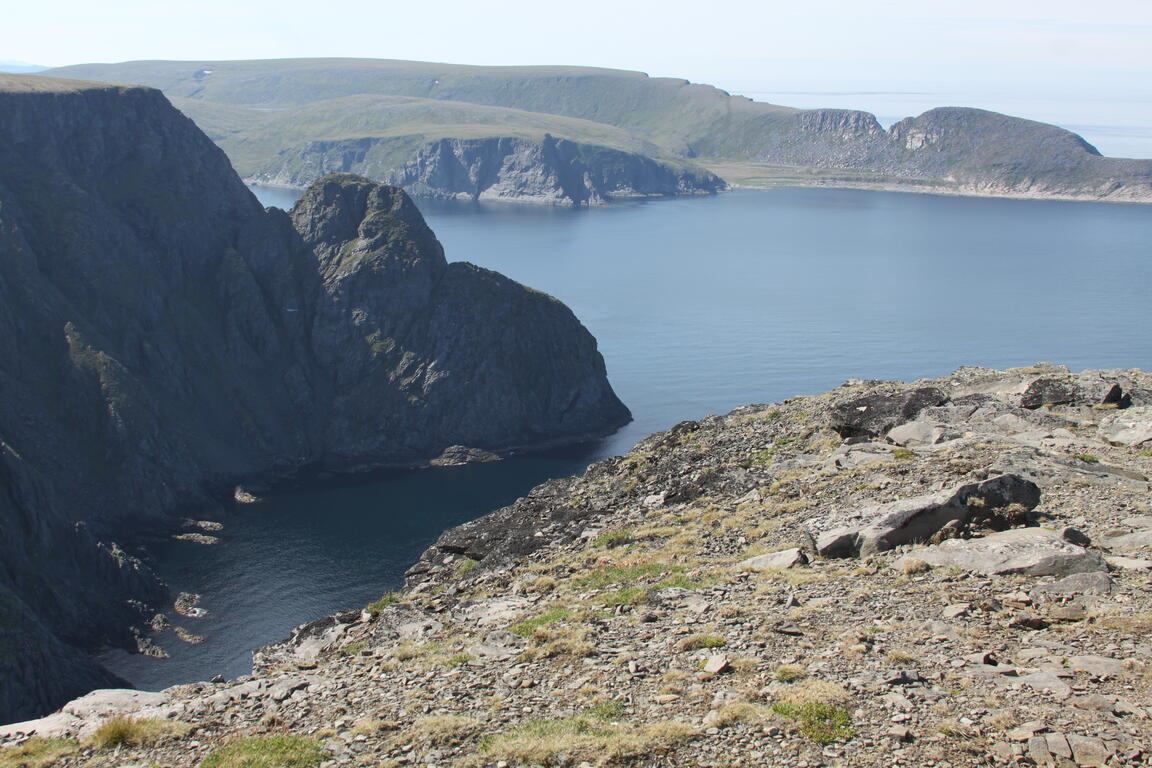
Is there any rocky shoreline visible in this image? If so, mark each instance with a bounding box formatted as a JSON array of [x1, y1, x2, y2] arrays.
[[4, 363, 1151, 767]]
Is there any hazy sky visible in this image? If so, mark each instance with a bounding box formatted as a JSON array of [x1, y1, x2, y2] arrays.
[[5, 0, 1150, 150]]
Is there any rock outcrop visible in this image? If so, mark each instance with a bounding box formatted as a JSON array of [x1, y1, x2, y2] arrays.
[[252, 135, 726, 205], [0, 74, 628, 723]]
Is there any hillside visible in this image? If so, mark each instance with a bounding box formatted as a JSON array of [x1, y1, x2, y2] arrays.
[[45, 58, 1152, 203], [4, 364, 1151, 767], [0, 73, 628, 723]]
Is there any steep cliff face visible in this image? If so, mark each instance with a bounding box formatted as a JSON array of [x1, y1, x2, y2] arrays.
[[252, 135, 726, 205], [0, 74, 629, 723]]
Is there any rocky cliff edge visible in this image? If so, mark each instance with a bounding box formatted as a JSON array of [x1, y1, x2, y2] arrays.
[[0, 74, 629, 723]]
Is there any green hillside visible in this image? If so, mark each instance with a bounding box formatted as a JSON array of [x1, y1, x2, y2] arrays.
[[44, 58, 1152, 202]]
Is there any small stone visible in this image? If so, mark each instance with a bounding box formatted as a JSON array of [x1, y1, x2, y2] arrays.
[[1028, 735, 1053, 764], [652, 694, 680, 704], [942, 603, 969, 619], [1046, 732, 1073, 759], [701, 655, 731, 675], [738, 548, 807, 572]]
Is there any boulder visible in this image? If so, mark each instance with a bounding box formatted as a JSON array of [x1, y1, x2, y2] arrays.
[[897, 528, 1106, 576], [814, 474, 1041, 558], [829, 387, 949, 440], [1020, 377, 1081, 409]]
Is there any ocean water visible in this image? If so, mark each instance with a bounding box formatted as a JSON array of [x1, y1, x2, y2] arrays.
[[100, 186, 1152, 689]]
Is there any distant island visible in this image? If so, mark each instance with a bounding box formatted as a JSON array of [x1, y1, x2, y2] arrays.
[[45, 58, 1152, 205]]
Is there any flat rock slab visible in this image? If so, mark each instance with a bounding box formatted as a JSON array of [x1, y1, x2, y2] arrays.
[[738, 548, 807, 571], [899, 528, 1106, 576], [61, 688, 169, 720], [1031, 571, 1113, 599], [1098, 407, 1152, 446], [0, 712, 81, 740], [1103, 529, 1152, 552]]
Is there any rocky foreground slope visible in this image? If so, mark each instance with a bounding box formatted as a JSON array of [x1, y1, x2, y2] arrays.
[[0, 74, 628, 723], [6, 364, 1151, 767]]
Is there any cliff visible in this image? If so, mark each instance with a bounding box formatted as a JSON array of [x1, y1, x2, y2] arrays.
[[0, 74, 628, 723], [44, 59, 1152, 204], [5, 364, 1151, 767], [253, 135, 726, 204]]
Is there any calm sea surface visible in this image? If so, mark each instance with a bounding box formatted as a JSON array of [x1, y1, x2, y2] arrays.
[[100, 186, 1152, 688]]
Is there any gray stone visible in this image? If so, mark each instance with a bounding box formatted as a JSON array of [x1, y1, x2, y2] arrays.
[[1105, 555, 1152, 570], [829, 387, 949, 440], [902, 528, 1106, 576], [0, 712, 81, 740], [1104, 529, 1152, 552], [61, 688, 169, 720], [1098, 407, 1152, 446], [1031, 571, 1113, 599], [1065, 655, 1125, 677], [1019, 672, 1072, 699], [814, 474, 1041, 558], [1066, 734, 1111, 766], [886, 421, 945, 446], [737, 548, 807, 571], [701, 655, 730, 675]]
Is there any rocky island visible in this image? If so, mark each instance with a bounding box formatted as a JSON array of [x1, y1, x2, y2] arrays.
[[0, 73, 628, 723], [4, 364, 1151, 767], [44, 58, 1152, 204]]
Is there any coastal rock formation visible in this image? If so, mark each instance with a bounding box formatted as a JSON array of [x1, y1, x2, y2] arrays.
[[253, 135, 726, 205], [46, 59, 1152, 204], [6, 364, 1151, 767], [0, 74, 628, 722]]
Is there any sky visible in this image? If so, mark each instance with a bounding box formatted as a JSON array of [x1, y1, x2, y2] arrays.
[[4, 0, 1151, 155]]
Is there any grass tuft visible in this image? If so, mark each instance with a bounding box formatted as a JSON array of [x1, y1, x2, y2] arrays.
[[88, 717, 191, 749]]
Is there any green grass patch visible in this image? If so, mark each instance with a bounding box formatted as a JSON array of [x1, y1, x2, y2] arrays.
[[453, 558, 479, 577], [0, 738, 79, 768], [592, 529, 634, 549], [892, 448, 917, 460], [365, 591, 402, 617], [575, 562, 684, 589], [510, 606, 572, 637], [678, 633, 725, 651], [1072, 454, 1100, 463], [770, 701, 853, 744], [584, 700, 627, 721], [598, 586, 650, 606], [200, 734, 328, 768]]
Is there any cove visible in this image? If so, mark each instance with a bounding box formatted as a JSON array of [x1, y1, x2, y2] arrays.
[[100, 186, 1152, 689]]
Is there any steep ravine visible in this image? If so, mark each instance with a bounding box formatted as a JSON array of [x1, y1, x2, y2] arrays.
[[0, 74, 629, 723]]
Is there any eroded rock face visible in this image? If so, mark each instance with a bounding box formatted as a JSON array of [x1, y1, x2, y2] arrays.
[[0, 75, 628, 722], [253, 135, 727, 205]]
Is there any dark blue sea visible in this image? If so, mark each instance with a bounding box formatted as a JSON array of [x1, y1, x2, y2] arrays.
[[100, 186, 1152, 688]]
